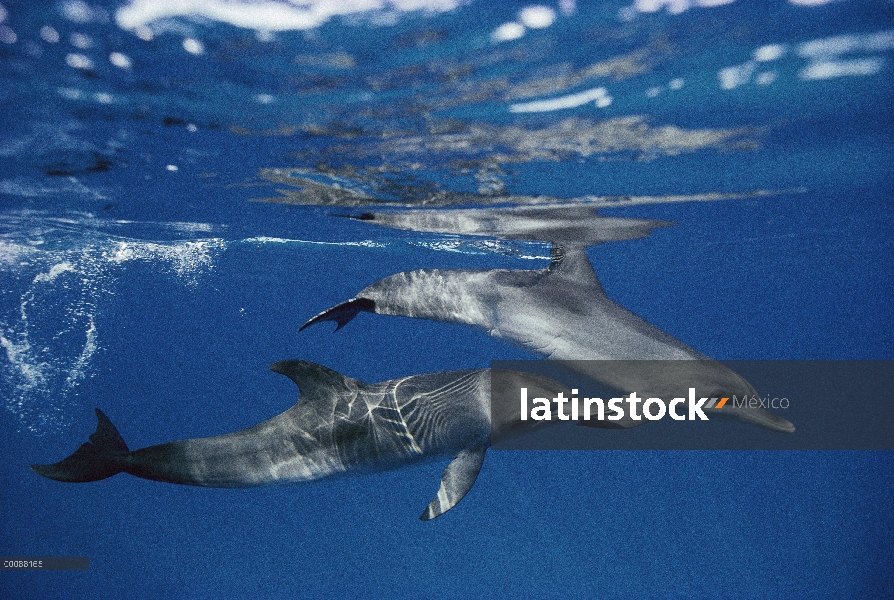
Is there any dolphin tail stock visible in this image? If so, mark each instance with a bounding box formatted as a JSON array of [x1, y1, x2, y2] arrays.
[[420, 445, 487, 521], [31, 409, 130, 482], [300, 297, 376, 332]]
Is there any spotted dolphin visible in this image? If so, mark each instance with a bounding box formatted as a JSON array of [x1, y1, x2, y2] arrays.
[[302, 207, 794, 433], [31, 361, 569, 520]]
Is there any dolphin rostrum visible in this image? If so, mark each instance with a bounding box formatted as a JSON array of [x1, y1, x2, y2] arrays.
[[31, 361, 569, 520], [301, 207, 794, 433]]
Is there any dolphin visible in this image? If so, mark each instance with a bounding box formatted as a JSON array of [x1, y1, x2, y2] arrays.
[[31, 361, 569, 520], [301, 206, 794, 433]]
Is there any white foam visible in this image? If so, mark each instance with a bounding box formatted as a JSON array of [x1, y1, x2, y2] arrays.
[[798, 34, 861, 59], [33, 262, 75, 284], [718, 61, 754, 90], [2, 249, 102, 432], [135, 25, 153, 40], [65, 315, 97, 390], [797, 31, 894, 60], [57, 87, 83, 100], [509, 86, 608, 113], [109, 52, 132, 68], [0, 177, 100, 198], [1, 215, 228, 432], [0, 240, 37, 267], [411, 239, 483, 254], [182, 37, 203, 54], [167, 221, 214, 233], [864, 30, 894, 52], [633, 0, 734, 15], [40, 26, 60, 43], [799, 58, 884, 80], [108, 239, 224, 280], [0, 24, 16, 45], [65, 53, 94, 70], [0, 334, 49, 399], [241, 237, 386, 248], [492, 22, 525, 42], [754, 44, 785, 62], [519, 5, 556, 29], [755, 71, 777, 85], [243, 236, 297, 244], [61, 1, 97, 23], [70, 32, 93, 49], [116, 0, 463, 33]]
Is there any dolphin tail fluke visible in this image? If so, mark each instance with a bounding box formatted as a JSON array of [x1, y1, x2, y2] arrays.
[[300, 298, 376, 332], [31, 409, 130, 482], [420, 445, 486, 521]]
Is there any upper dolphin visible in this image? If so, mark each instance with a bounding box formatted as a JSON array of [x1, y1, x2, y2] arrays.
[[32, 361, 569, 520], [302, 206, 794, 433]]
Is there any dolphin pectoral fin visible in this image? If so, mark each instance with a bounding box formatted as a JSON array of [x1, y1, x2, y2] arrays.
[[31, 409, 129, 482], [420, 445, 487, 521], [300, 298, 376, 332]]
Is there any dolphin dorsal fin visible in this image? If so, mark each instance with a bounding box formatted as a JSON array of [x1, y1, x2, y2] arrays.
[[420, 445, 487, 520], [548, 244, 605, 295], [269, 360, 364, 402]]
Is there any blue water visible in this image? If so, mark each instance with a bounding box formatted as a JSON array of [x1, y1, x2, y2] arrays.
[[1, 1, 892, 598]]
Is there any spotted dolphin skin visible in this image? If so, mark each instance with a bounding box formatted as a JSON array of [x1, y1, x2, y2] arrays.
[[31, 361, 568, 520], [302, 207, 794, 433]]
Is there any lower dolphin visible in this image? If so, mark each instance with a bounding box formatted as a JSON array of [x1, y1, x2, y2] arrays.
[[31, 361, 568, 520]]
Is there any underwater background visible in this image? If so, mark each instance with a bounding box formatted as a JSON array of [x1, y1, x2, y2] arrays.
[[1, 0, 892, 597]]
